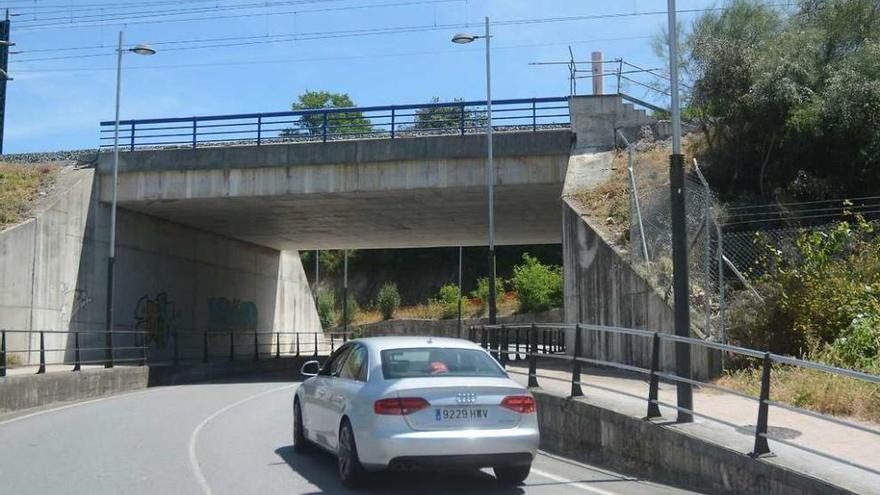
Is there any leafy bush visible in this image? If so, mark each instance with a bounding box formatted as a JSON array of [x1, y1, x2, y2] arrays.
[[339, 294, 360, 327], [316, 290, 337, 329], [510, 253, 563, 313], [376, 282, 401, 320], [822, 314, 880, 374], [727, 217, 880, 370], [434, 284, 462, 319], [470, 277, 505, 315]]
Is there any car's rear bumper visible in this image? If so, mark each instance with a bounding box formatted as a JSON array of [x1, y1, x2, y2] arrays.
[[357, 423, 540, 469], [388, 453, 533, 470]]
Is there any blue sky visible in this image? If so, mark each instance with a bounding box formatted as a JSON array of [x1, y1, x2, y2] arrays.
[[6, 0, 716, 153]]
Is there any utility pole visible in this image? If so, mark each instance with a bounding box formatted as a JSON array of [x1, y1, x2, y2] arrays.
[[0, 10, 13, 155], [483, 16, 497, 326], [667, 0, 693, 423], [314, 250, 319, 294], [342, 250, 348, 333], [458, 246, 463, 336]]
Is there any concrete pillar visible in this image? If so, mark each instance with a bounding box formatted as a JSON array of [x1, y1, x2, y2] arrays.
[[569, 95, 618, 150], [592, 52, 604, 95]]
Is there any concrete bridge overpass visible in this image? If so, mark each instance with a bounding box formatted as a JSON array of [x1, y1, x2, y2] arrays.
[[96, 131, 571, 250], [95, 95, 651, 250], [0, 94, 658, 376]]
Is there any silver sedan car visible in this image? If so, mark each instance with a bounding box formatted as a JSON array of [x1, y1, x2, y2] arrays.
[[293, 336, 539, 487]]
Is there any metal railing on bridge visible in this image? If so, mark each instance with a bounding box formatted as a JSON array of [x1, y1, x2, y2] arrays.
[[0, 329, 354, 376], [470, 323, 880, 476], [98, 97, 570, 151]]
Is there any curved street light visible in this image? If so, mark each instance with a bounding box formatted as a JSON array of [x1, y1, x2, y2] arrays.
[[130, 44, 156, 56], [105, 33, 156, 368], [451, 33, 477, 44], [451, 18, 497, 325]]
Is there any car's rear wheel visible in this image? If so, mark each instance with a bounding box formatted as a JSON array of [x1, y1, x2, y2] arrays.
[[494, 464, 531, 486], [337, 420, 366, 488], [292, 400, 311, 453]]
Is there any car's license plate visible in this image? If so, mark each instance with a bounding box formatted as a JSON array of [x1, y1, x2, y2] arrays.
[[435, 407, 489, 421]]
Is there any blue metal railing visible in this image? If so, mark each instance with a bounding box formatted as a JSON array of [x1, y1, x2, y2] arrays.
[[99, 97, 570, 150]]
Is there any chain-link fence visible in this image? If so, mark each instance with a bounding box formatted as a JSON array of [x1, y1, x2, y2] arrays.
[[623, 136, 867, 346], [624, 140, 722, 341]]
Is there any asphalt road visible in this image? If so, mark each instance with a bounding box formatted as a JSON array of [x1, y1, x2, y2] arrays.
[[0, 375, 701, 495]]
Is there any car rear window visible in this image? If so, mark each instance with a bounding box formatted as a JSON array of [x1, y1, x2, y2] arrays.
[[380, 347, 506, 379]]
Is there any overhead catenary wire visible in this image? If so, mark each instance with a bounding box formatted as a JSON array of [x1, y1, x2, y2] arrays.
[[11, 3, 797, 33], [12, 6, 700, 63], [11, 0, 448, 28], [12, 35, 654, 73], [11, 3, 796, 62]]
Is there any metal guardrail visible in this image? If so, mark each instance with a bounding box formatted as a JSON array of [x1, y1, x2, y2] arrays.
[[471, 323, 880, 475], [98, 97, 571, 150], [0, 329, 354, 375]]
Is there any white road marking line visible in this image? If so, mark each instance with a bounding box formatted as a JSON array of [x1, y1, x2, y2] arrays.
[[188, 384, 296, 495], [530, 468, 622, 495], [0, 389, 153, 426], [537, 450, 637, 480]]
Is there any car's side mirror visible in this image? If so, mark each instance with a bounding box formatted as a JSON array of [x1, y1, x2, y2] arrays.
[[300, 360, 321, 377]]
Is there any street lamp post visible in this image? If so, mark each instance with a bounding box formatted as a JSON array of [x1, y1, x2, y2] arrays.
[[666, 0, 693, 422], [452, 16, 497, 325], [105, 31, 156, 368]]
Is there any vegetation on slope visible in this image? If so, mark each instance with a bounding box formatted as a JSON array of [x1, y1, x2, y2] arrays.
[[0, 163, 57, 229]]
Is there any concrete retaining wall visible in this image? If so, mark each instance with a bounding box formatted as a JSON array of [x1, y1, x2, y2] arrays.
[[0, 166, 322, 366], [535, 391, 851, 495], [0, 168, 99, 365], [0, 367, 149, 413], [561, 200, 721, 380]]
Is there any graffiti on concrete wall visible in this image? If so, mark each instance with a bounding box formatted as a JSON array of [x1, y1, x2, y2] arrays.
[[207, 297, 258, 333], [134, 293, 177, 347], [60, 283, 92, 320]]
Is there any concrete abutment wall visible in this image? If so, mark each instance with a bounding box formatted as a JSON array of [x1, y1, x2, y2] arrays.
[[0, 166, 322, 367]]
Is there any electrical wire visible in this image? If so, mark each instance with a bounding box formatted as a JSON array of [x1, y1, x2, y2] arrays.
[[726, 195, 880, 211], [10, 3, 795, 62], [11, 3, 796, 33], [11, 35, 653, 73], [12, 0, 432, 27]]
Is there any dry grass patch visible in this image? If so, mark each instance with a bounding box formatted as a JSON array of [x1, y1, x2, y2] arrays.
[[568, 138, 696, 248], [352, 293, 521, 326], [0, 163, 57, 228], [716, 365, 880, 425]]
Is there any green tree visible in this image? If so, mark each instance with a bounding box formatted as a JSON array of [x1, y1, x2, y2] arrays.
[[305, 250, 357, 276], [284, 90, 372, 136], [676, 0, 880, 201], [409, 97, 486, 131]]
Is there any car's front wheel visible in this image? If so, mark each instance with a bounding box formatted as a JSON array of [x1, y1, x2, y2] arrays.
[[337, 420, 366, 488], [494, 464, 531, 486], [292, 400, 311, 453]]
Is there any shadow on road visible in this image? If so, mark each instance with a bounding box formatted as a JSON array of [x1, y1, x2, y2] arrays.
[[275, 446, 526, 495]]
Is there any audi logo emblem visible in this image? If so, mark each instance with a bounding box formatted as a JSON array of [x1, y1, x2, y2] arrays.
[[456, 392, 477, 404]]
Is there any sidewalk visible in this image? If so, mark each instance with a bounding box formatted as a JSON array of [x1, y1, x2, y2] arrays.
[[505, 358, 880, 494]]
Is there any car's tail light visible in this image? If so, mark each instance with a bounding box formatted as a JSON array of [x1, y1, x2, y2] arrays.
[[374, 397, 430, 415], [501, 395, 536, 414]]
